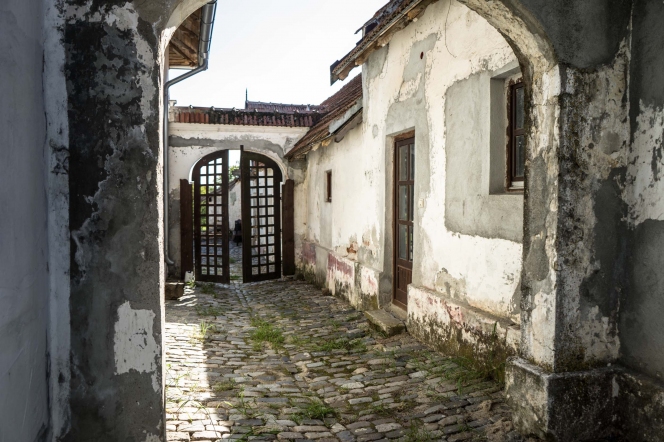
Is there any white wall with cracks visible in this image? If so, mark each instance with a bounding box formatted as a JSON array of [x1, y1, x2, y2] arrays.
[[301, 1, 524, 325]]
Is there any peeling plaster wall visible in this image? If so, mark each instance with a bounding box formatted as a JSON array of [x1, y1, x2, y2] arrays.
[[302, 1, 523, 323], [62, 1, 173, 439], [0, 0, 50, 439], [168, 122, 308, 276]]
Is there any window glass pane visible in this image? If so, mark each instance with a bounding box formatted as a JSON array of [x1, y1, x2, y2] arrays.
[[516, 87, 525, 130], [410, 185, 414, 222], [409, 226, 414, 261], [399, 145, 408, 181], [399, 186, 408, 221], [399, 224, 408, 260], [410, 144, 415, 180], [514, 135, 525, 178]]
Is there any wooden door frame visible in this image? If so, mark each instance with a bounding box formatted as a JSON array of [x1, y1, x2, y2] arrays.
[[392, 133, 415, 309]]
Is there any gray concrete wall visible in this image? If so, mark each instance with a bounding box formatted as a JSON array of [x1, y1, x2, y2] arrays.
[[0, 0, 50, 440], [621, 0, 664, 381]]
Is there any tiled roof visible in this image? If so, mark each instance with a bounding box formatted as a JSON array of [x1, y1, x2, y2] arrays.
[[170, 106, 322, 128], [286, 74, 363, 160], [244, 100, 324, 114], [330, 0, 435, 84]]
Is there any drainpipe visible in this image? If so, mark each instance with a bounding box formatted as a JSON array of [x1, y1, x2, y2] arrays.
[[164, 0, 217, 266]]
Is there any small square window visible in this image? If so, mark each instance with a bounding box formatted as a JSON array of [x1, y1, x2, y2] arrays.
[[325, 170, 332, 202]]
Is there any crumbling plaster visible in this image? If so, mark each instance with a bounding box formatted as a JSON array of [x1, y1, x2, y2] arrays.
[[303, 1, 524, 322], [57, 0, 215, 439]]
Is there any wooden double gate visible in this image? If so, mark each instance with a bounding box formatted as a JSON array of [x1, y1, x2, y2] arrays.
[[180, 149, 295, 283]]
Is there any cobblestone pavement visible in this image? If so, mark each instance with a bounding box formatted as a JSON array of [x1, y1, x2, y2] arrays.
[[165, 279, 525, 442]]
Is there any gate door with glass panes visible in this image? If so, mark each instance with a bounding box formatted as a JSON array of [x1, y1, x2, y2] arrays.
[[193, 151, 230, 283], [241, 151, 283, 282]]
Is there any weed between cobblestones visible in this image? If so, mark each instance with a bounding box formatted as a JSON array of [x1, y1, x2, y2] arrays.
[[314, 337, 366, 352], [404, 421, 433, 441], [195, 304, 224, 317], [292, 399, 339, 423], [190, 320, 218, 343], [249, 317, 285, 350]]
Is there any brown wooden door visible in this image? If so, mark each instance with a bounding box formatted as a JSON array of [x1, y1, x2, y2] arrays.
[[393, 137, 415, 308], [241, 151, 283, 282], [193, 150, 230, 283]]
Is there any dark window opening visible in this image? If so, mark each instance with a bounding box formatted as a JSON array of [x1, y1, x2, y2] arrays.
[[325, 170, 332, 202], [508, 81, 526, 189]]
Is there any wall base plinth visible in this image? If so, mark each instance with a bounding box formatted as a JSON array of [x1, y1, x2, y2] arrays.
[[506, 358, 618, 441]]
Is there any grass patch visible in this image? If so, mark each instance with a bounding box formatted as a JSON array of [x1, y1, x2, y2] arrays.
[[212, 379, 236, 393], [230, 275, 242, 281], [314, 337, 366, 353], [229, 257, 237, 264], [200, 283, 216, 295], [195, 305, 224, 317], [249, 317, 285, 349], [292, 399, 338, 421], [403, 421, 433, 442], [192, 320, 217, 342], [287, 334, 312, 348]]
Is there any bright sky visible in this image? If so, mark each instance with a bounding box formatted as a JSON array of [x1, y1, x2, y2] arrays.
[[168, 0, 387, 109]]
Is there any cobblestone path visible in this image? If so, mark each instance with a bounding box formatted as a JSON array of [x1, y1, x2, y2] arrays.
[[165, 280, 524, 442]]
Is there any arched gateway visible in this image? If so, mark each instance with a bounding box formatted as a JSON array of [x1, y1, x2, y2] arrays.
[[191, 150, 283, 283]]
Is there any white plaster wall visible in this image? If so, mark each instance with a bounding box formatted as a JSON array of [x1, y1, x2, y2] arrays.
[[167, 123, 308, 274], [0, 0, 51, 439], [302, 0, 522, 320], [228, 180, 242, 226]]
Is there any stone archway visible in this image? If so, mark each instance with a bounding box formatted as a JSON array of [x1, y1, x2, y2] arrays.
[[453, 1, 633, 439]]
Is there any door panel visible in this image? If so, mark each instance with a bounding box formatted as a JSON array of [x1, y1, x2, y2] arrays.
[[393, 137, 415, 308], [241, 151, 283, 282], [282, 179, 295, 276], [193, 150, 230, 283]]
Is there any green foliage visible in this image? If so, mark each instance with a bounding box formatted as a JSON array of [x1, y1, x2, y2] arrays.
[[292, 399, 338, 421], [403, 421, 433, 442], [249, 317, 285, 349], [200, 283, 216, 295], [212, 379, 236, 392]]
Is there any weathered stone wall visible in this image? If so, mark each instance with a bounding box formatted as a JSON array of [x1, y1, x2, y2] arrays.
[[0, 0, 50, 439]]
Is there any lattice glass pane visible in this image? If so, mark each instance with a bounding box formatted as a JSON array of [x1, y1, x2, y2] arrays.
[[410, 144, 415, 180], [516, 87, 525, 130], [515, 135, 525, 178], [399, 224, 408, 260], [399, 145, 408, 181], [399, 186, 408, 221]]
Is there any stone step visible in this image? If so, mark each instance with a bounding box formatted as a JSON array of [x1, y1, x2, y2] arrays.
[[165, 281, 185, 300], [364, 309, 406, 337]]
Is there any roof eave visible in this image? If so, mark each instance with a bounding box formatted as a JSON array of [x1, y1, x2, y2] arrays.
[[330, 0, 435, 85]]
